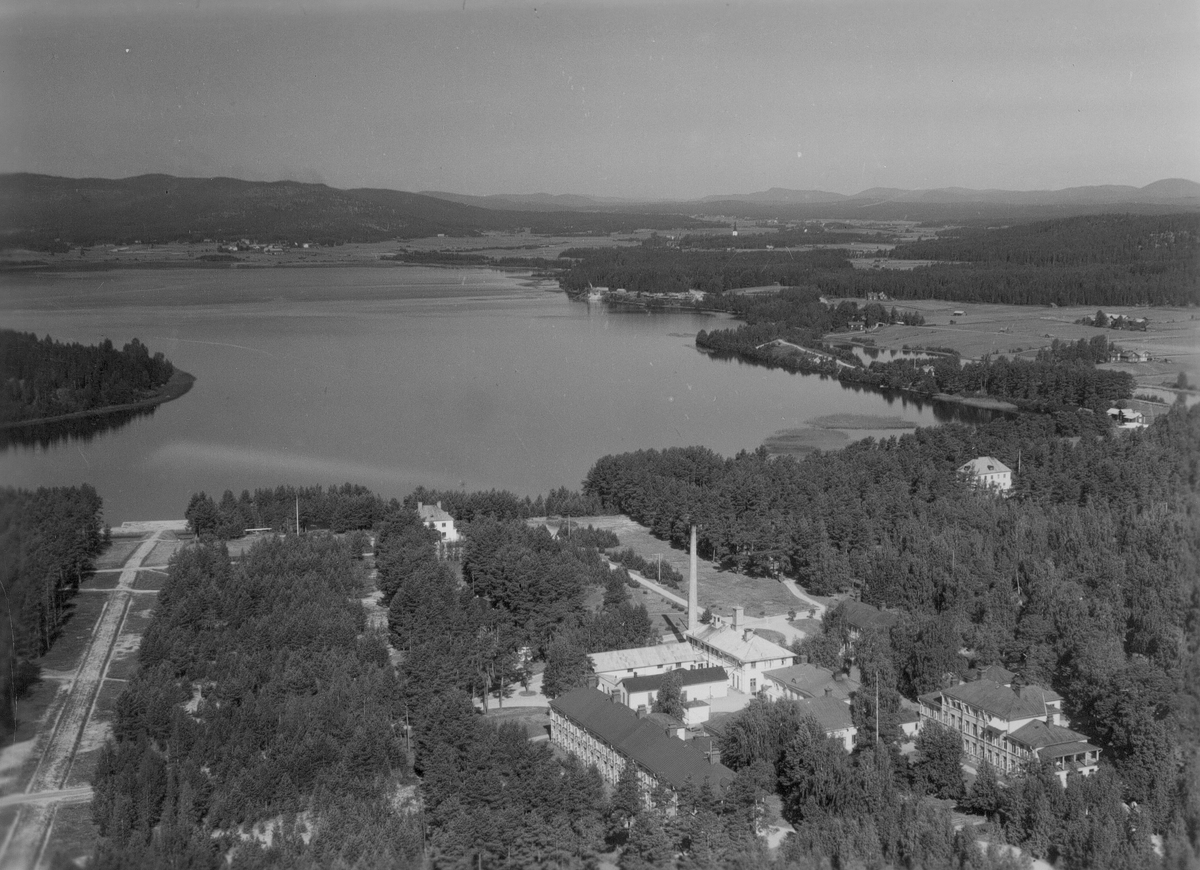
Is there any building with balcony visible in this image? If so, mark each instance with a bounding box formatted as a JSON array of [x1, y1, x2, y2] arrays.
[[918, 676, 1100, 785]]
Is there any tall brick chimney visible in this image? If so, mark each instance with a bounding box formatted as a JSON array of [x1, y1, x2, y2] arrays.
[[687, 525, 699, 634]]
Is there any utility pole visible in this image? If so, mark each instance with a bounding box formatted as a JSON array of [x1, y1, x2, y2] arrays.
[[874, 669, 880, 744]]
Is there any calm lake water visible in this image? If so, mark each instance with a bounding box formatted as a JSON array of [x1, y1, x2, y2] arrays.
[[1, 266, 958, 524]]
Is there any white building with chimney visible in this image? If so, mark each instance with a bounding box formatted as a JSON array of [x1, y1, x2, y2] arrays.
[[416, 501, 460, 542]]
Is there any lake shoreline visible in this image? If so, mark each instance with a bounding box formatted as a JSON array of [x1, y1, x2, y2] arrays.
[[0, 369, 196, 431]]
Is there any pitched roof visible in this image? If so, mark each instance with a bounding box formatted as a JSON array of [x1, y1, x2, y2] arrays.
[[938, 679, 1046, 722], [1008, 719, 1099, 759], [621, 666, 728, 695], [589, 642, 701, 675], [839, 600, 900, 632], [958, 456, 1012, 476], [763, 663, 858, 701], [797, 696, 855, 733], [416, 502, 455, 523], [688, 624, 794, 666], [975, 664, 1016, 686], [1016, 683, 1063, 706], [550, 688, 735, 792]]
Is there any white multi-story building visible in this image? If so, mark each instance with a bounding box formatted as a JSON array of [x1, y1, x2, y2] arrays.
[[957, 457, 1013, 492], [918, 676, 1100, 785]]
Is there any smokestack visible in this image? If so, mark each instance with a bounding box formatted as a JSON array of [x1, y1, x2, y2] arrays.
[[733, 606, 744, 629], [688, 525, 698, 634]]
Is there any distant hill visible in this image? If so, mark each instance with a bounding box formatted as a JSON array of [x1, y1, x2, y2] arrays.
[[418, 179, 1200, 222], [5, 173, 1196, 249], [0, 174, 709, 248]]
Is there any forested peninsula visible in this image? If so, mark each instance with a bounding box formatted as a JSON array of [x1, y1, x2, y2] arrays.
[[558, 213, 1200, 306], [0, 330, 191, 427]]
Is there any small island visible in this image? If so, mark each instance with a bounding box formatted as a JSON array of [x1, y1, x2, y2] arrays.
[[0, 330, 193, 429]]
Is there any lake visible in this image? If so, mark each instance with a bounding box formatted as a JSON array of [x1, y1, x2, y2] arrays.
[[1, 266, 962, 524]]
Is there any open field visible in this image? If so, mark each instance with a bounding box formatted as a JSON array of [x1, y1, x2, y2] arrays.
[[546, 515, 799, 617], [0, 232, 649, 272], [828, 299, 1200, 389]]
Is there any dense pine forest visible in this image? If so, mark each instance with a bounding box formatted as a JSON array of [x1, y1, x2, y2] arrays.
[[0, 485, 105, 740], [556, 213, 1199, 306], [182, 483, 605, 540], [0, 330, 179, 424], [583, 403, 1200, 864], [89, 395, 1200, 866]]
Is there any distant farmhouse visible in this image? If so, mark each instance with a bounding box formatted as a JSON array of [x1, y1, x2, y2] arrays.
[[919, 668, 1100, 786], [957, 456, 1013, 493]]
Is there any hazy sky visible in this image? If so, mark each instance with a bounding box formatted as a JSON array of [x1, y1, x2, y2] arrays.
[[2, 0, 1197, 199]]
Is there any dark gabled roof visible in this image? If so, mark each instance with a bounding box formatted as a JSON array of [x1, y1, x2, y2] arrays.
[[550, 687, 645, 747], [938, 679, 1046, 722], [839, 600, 900, 632], [550, 687, 735, 792], [797, 696, 855, 733], [763, 663, 857, 701], [977, 664, 1016, 686], [621, 666, 728, 695], [1009, 719, 1100, 758]]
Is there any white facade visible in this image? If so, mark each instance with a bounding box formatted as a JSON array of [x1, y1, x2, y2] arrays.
[[416, 501, 460, 543], [957, 457, 1013, 492]]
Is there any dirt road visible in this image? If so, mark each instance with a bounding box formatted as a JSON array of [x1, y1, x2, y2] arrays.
[[0, 522, 184, 870]]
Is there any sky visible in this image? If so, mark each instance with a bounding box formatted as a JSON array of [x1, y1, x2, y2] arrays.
[[1, 0, 1198, 200]]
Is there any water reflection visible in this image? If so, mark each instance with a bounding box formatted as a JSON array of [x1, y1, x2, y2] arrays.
[[0, 405, 158, 450]]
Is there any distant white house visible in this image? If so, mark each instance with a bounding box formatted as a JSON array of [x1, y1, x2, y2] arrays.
[[958, 457, 1013, 492], [1107, 408, 1147, 429], [416, 501, 459, 543]]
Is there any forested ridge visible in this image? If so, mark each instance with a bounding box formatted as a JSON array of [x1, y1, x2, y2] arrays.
[[0, 484, 106, 740], [890, 213, 1198, 269], [183, 483, 606, 540], [555, 213, 1199, 305], [0, 330, 178, 424]]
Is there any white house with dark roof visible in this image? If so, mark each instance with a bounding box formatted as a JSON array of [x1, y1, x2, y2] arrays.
[[957, 457, 1013, 492], [795, 695, 858, 752], [619, 666, 728, 713], [589, 642, 701, 695], [918, 677, 1099, 785], [416, 501, 460, 543]]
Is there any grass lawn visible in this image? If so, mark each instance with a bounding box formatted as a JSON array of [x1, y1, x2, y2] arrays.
[[544, 516, 798, 619], [483, 706, 551, 740], [93, 539, 140, 569], [131, 570, 169, 591], [41, 801, 98, 868]]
